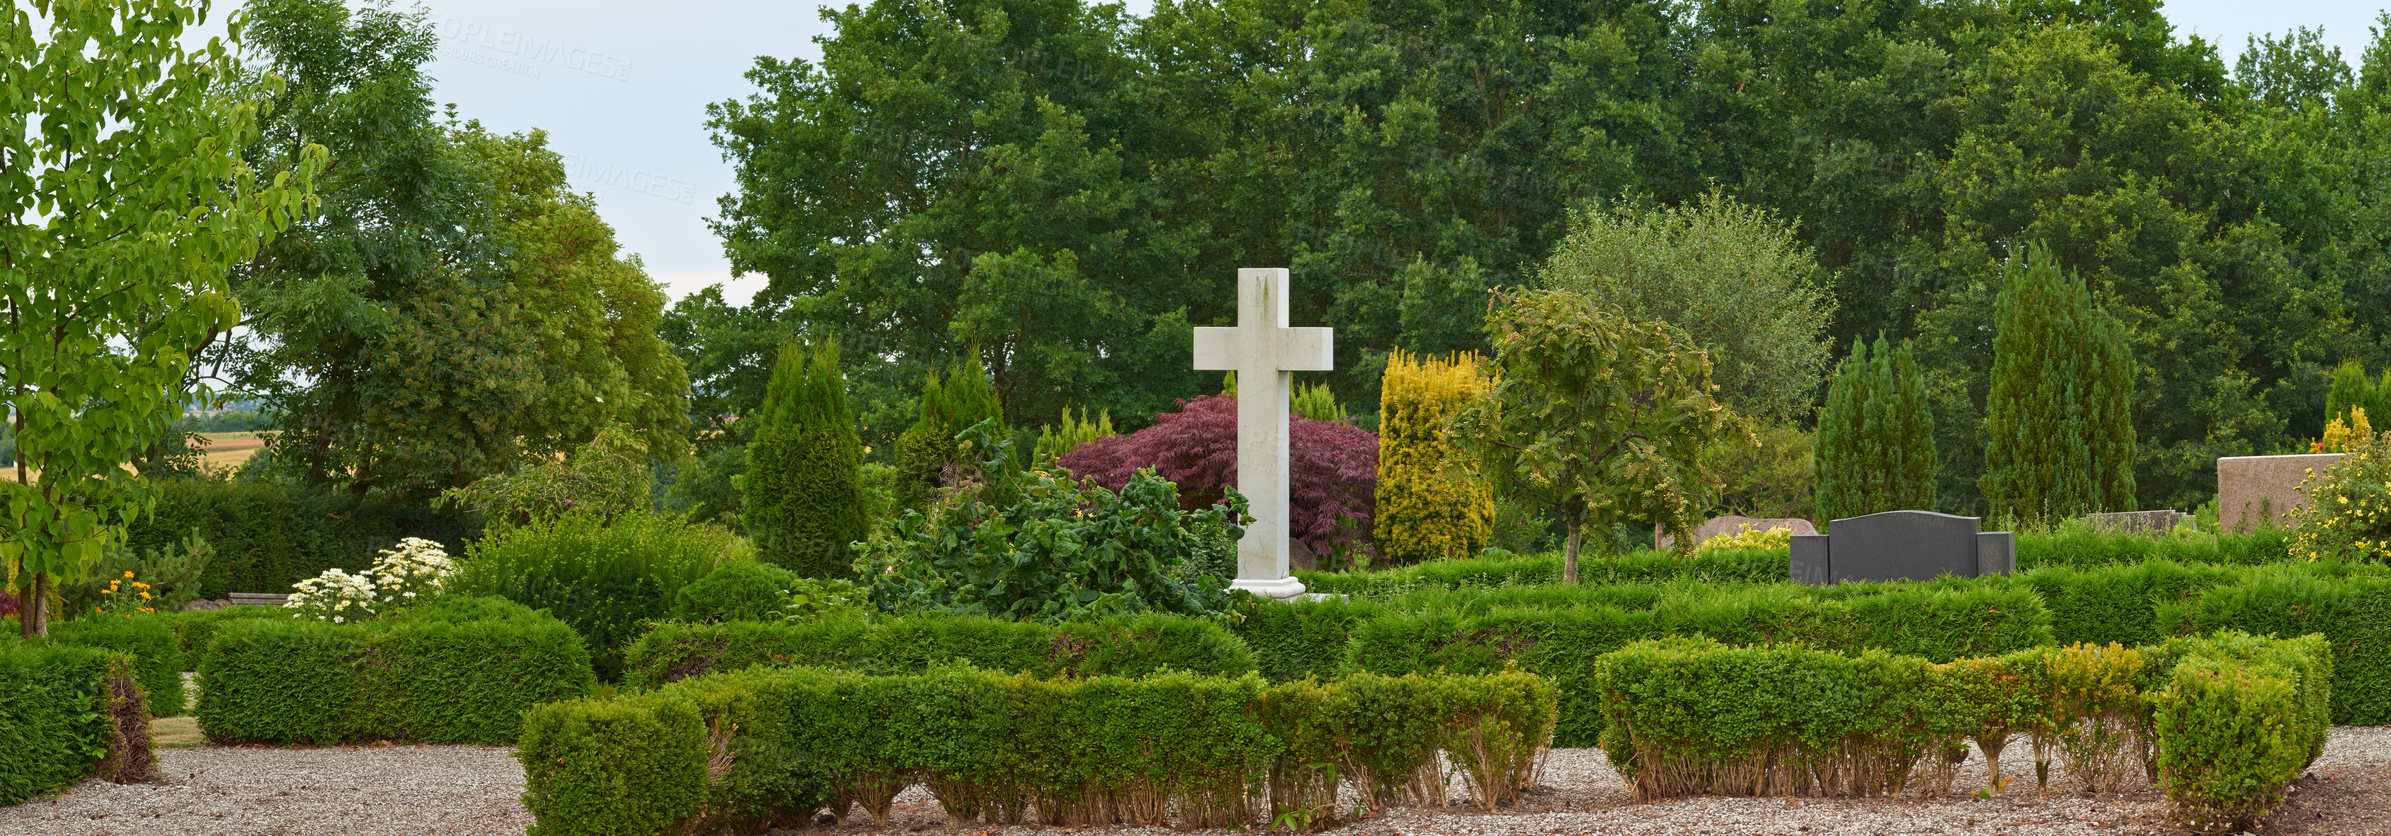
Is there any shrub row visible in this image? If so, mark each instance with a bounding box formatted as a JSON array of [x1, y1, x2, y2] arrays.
[[517, 667, 1556, 835], [1295, 548, 1786, 596], [621, 613, 1258, 690], [125, 478, 479, 598], [1593, 632, 2329, 834], [1343, 584, 2050, 747], [0, 644, 153, 806], [43, 617, 185, 718], [196, 599, 594, 745]]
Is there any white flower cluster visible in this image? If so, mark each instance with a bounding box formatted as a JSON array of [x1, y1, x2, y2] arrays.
[[287, 568, 377, 623], [285, 538, 458, 623], [370, 537, 457, 606]]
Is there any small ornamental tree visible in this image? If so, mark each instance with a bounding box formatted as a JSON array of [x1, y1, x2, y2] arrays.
[[1813, 336, 1937, 521], [894, 356, 1003, 509], [1451, 290, 1737, 585], [1980, 246, 2137, 524], [1375, 349, 1495, 565], [4, 0, 321, 635], [2325, 360, 2384, 430], [1031, 407, 1117, 467], [742, 339, 869, 577], [1058, 395, 1378, 558]]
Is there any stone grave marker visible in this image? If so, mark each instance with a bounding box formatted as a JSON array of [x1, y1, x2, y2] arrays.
[[1655, 515, 1818, 550], [1193, 268, 1333, 600], [2083, 509, 2192, 535], [2218, 454, 2342, 533], [1789, 510, 2014, 585]]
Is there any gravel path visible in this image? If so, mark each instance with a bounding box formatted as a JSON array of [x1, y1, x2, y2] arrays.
[[3, 729, 2385, 835]]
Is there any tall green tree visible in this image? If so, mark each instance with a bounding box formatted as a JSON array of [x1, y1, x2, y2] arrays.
[[744, 340, 869, 577], [894, 358, 1003, 510], [2326, 360, 2382, 428], [1813, 336, 1936, 521], [3, 0, 320, 635], [1980, 246, 2138, 524], [1452, 290, 1736, 585]]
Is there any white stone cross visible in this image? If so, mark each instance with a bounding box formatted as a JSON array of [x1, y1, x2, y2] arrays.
[[1193, 268, 1333, 600]]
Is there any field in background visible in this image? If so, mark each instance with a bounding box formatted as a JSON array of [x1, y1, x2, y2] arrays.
[[4, 432, 265, 483]]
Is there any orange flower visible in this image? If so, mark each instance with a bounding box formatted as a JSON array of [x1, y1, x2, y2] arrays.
[[122, 570, 135, 579]]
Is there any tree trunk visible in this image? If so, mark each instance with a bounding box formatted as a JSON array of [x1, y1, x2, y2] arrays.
[[1562, 523, 1582, 587], [24, 571, 47, 637]]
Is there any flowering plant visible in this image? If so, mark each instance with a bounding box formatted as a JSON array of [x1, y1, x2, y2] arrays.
[[287, 538, 458, 623], [369, 537, 457, 606], [95, 570, 157, 619], [288, 568, 377, 623], [2289, 431, 2391, 562]]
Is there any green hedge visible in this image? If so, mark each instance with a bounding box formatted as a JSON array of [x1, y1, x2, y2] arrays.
[[0, 644, 148, 806], [621, 613, 1257, 690], [146, 607, 286, 669], [1296, 548, 1786, 596], [2161, 570, 2391, 725], [197, 601, 594, 745], [45, 617, 184, 717], [2015, 526, 2293, 570], [1591, 631, 2330, 813], [518, 666, 1555, 835], [125, 478, 478, 598], [1346, 584, 2051, 747]]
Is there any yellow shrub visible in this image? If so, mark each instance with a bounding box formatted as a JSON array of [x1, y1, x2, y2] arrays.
[[1694, 524, 1793, 553], [1375, 350, 1494, 565], [2315, 407, 2372, 454]]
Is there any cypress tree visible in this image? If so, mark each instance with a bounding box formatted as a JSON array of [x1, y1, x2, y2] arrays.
[[1813, 335, 1936, 520], [1980, 246, 2137, 524], [894, 355, 1003, 509], [2327, 360, 2375, 427], [1375, 349, 1495, 564], [743, 339, 870, 577]]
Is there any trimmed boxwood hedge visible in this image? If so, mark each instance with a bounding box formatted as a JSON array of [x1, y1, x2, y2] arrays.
[[0, 644, 150, 806], [196, 599, 594, 745], [620, 612, 1257, 690], [147, 607, 286, 670], [1296, 548, 1786, 596], [44, 617, 184, 717], [2161, 570, 2391, 725], [519, 666, 1556, 835]]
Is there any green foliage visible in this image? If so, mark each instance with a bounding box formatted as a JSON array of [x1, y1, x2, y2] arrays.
[[519, 665, 1555, 833], [1290, 382, 1348, 423], [2146, 632, 2333, 834], [2289, 432, 2391, 562], [3, 0, 320, 636], [743, 340, 870, 577], [123, 478, 478, 599], [450, 511, 738, 682], [1455, 290, 1739, 584], [1542, 191, 1833, 423], [1228, 596, 1388, 684], [2162, 570, 2391, 725], [895, 357, 1005, 509], [195, 608, 594, 745], [2325, 359, 2383, 429], [443, 426, 659, 527], [516, 692, 709, 836], [1030, 407, 1117, 468], [671, 562, 807, 624], [0, 644, 126, 805], [1705, 423, 1817, 522], [858, 423, 1241, 622], [229, 1, 686, 501], [620, 613, 1257, 690], [1375, 350, 1494, 565], [45, 617, 184, 718], [1814, 337, 1936, 520], [58, 529, 211, 619], [1297, 549, 1788, 597], [147, 607, 285, 670], [1980, 246, 2137, 524]]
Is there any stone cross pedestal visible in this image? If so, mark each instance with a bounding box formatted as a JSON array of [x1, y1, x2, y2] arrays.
[[1193, 268, 1333, 599]]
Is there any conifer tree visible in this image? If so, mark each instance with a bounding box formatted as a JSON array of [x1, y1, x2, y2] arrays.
[[894, 356, 1003, 509], [743, 339, 869, 576], [1813, 336, 1936, 520], [1375, 350, 1495, 564], [1980, 246, 2137, 524], [1031, 407, 1117, 467], [2328, 360, 2381, 428]]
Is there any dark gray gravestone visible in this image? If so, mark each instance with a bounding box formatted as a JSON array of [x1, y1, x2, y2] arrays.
[[1976, 532, 2016, 577], [1790, 535, 1831, 585], [1826, 511, 1979, 583]]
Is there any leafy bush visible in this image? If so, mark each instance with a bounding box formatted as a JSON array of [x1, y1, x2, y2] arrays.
[[123, 478, 479, 598], [46, 616, 184, 717], [860, 427, 1242, 622], [1059, 394, 1378, 558], [517, 666, 1556, 833], [1296, 548, 1787, 596], [0, 644, 151, 805], [621, 613, 1258, 690], [672, 562, 804, 623], [284, 535, 461, 623], [1696, 524, 1793, 553], [146, 607, 284, 667], [452, 510, 739, 681], [196, 609, 594, 745], [59, 529, 210, 617], [2018, 525, 2291, 570], [1375, 349, 1494, 566], [2160, 570, 2391, 724], [2290, 432, 2391, 562], [442, 425, 656, 526], [2147, 632, 2332, 834]]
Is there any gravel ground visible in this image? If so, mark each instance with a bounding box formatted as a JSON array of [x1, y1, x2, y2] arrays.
[[3, 729, 2385, 835]]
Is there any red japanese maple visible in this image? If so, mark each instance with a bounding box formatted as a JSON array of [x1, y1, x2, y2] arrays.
[[1057, 395, 1378, 557]]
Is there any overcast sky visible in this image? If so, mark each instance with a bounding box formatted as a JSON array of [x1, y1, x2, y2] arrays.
[[296, 0, 2389, 306]]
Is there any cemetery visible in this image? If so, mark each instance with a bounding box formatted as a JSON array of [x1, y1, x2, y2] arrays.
[[7, 0, 2391, 835]]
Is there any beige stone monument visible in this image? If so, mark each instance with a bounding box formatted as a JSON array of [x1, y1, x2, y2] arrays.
[[1654, 515, 1818, 550], [1193, 268, 1333, 600], [2217, 454, 2343, 533]]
